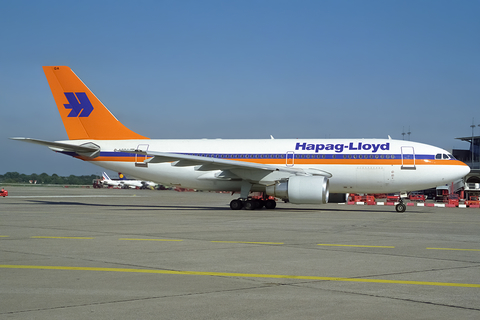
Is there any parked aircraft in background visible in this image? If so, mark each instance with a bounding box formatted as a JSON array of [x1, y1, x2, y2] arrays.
[[117, 172, 157, 189], [12, 66, 470, 212], [101, 172, 123, 188], [100, 172, 157, 189]]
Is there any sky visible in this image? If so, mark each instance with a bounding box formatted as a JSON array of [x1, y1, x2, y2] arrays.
[[1, 0, 479, 176]]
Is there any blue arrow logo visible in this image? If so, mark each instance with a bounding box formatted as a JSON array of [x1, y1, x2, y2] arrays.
[[63, 92, 94, 117]]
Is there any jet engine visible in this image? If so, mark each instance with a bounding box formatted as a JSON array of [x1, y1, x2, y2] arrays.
[[266, 176, 329, 204]]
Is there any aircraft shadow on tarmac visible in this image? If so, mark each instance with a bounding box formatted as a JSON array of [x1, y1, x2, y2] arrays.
[[23, 199, 403, 213], [24, 199, 224, 211]]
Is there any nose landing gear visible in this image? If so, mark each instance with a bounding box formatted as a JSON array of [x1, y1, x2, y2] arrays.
[[395, 199, 406, 213]]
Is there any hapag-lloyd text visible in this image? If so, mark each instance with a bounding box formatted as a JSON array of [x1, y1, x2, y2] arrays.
[[295, 142, 390, 153]]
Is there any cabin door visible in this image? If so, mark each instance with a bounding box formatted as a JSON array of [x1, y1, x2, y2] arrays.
[[135, 144, 149, 167], [401, 146, 416, 170]]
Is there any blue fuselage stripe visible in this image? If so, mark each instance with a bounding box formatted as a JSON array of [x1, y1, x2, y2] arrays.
[[59, 151, 439, 161]]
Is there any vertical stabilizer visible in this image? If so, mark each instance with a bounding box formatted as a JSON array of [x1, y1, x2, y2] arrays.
[[43, 66, 148, 140]]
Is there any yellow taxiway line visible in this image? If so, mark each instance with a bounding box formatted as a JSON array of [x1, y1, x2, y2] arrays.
[[119, 238, 183, 241], [211, 241, 284, 245], [1, 264, 479, 288], [317, 244, 395, 248], [30, 236, 94, 239]]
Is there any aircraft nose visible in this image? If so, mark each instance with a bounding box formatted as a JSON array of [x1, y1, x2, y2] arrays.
[[459, 163, 471, 177], [451, 161, 471, 180]]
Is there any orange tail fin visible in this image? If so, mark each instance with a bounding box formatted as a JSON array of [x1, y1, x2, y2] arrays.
[[43, 66, 148, 140]]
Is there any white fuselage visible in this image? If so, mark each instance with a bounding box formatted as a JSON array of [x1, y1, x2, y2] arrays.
[[58, 138, 470, 194]]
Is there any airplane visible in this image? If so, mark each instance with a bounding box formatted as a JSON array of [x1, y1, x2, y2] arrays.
[[117, 172, 157, 189], [12, 66, 470, 212], [101, 172, 123, 188], [100, 172, 156, 189]]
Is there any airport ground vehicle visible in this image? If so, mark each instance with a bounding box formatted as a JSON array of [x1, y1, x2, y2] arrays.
[[409, 192, 426, 202], [445, 194, 460, 207], [0, 189, 8, 197], [92, 179, 103, 188], [348, 194, 375, 204], [465, 196, 480, 207], [386, 194, 400, 202]]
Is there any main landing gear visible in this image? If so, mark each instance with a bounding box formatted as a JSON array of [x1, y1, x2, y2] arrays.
[[230, 198, 277, 210], [230, 181, 277, 210]]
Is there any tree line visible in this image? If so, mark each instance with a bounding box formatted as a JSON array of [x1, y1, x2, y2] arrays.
[[0, 172, 99, 185]]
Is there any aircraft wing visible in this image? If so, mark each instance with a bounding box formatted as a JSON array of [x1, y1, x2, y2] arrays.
[[118, 149, 332, 180]]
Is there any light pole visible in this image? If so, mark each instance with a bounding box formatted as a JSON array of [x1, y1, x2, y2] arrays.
[[471, 119, 475, 163], [401, 126, 411, 141]]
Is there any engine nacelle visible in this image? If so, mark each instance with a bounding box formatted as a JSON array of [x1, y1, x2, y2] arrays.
[[266, 176, 329, 204]]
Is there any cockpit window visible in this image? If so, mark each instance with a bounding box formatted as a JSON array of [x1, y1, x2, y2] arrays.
[[436, 153, 456, 160]]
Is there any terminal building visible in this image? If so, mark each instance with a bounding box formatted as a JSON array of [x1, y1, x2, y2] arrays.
[[452, 136, 480, 198]]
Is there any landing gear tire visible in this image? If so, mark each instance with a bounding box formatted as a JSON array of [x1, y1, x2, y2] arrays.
[[244, 200, 256, 210], [256, 200, 265, 209], [395, 203, 406, 213], [230, 199, 243, 210], [265, 200, 276, 209]]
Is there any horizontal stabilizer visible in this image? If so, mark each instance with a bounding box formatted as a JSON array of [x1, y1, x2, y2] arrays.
[[11, 137, 101, 158]]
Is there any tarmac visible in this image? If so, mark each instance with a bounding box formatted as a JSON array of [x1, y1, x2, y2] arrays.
[[1, 186, 479, 319]]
